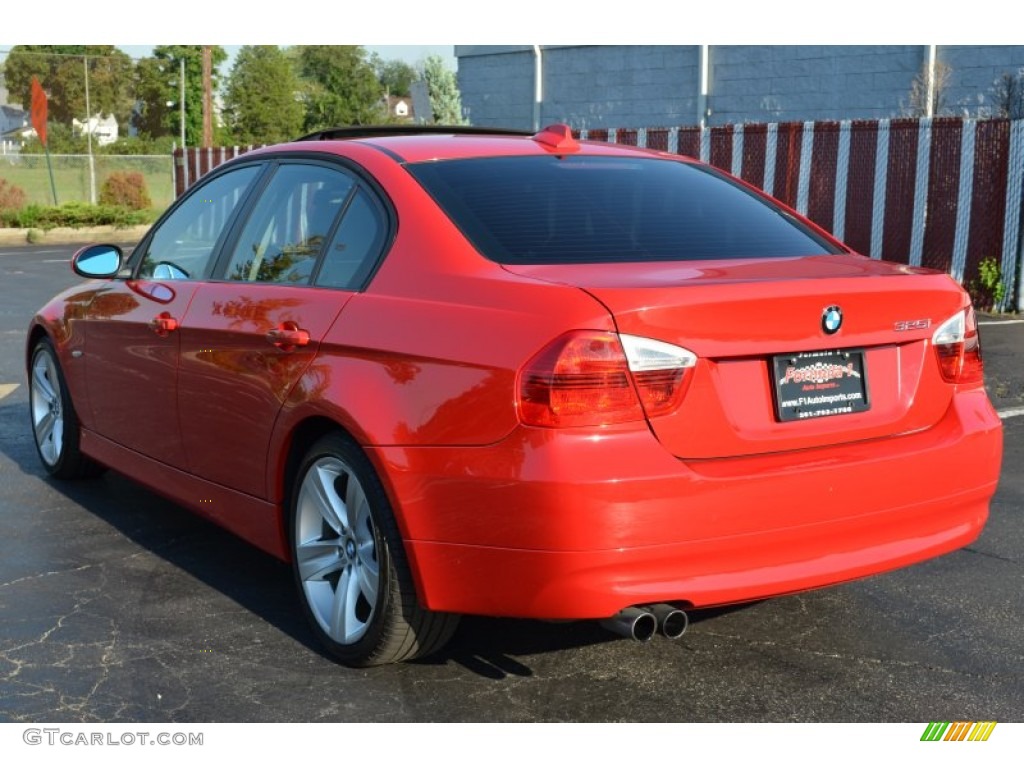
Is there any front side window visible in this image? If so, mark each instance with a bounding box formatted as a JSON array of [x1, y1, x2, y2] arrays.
[[138, 165, 260, 279], [222, 164, 354, 284]]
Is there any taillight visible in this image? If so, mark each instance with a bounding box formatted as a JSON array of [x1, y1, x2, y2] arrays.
[[932, 308, 983, 385], [518, 331, 696, 427]]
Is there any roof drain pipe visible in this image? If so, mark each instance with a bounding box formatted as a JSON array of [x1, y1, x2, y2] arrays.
[[925, 45, 937, 118], [532, 45, 543, 132], [600, 606, 657, 642]]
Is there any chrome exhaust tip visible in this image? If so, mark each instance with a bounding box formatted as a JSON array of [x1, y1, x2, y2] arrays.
[[600, 606, 658, 642], [647, 603, 689, 639]]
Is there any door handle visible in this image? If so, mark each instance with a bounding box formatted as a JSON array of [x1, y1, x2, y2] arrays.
[[149, 312, 179, 336], [266, 323, 310, 351]]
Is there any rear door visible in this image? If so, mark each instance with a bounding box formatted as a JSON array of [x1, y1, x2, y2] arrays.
[[176, 160, 392, 498]]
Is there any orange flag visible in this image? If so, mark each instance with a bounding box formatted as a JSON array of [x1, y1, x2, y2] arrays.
[[30, 76, 48, 147]]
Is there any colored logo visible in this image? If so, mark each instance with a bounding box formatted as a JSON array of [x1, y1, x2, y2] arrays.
[[779, 360, 861, 387], [920, 722, 997, 742], [822, 306, 843, 334]]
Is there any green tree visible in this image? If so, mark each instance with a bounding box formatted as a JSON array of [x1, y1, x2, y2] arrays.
[[296, 46, 384, 130], [132, 46, 228, 145], [3, 45, 134, 127], [19, 123, 88, 155], [990, 69, 1024, 119], [421, 55, 466, 125], [371, 54, 417, 97], [223, 46, 304, 145]]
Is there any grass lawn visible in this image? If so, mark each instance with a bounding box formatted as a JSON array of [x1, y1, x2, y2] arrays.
[[0, 154, 174, 210]]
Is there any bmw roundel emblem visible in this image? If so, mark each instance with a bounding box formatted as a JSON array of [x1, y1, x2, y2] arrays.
[[822, 305, 843, 334]]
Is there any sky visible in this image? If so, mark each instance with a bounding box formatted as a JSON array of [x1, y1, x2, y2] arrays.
[[6, 0, 1020, 54]]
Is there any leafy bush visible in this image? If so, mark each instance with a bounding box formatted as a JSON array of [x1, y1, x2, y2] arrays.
[[0, 179, 27, 212], [99, 135, 177, 156], [18, 124, 89, 155], [969, 256, 1006, 311], [99, 171, 153, 210], [0, 202, 156, 230]]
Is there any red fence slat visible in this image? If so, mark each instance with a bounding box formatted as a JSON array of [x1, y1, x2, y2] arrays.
[[966, 119, 1010, 293], [677, 127, 701, 159], [709, 125, 733, 172], [881, 119, 920, 264], [806, 122, 839, 233], [843, 120, 879, 257], [922, 118, 963, 274], [739, 124, 767, 190], [646, 128, 669, 152]]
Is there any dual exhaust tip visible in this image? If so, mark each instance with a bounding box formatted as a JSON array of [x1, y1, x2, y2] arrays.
[[600, 604, 689, 642]]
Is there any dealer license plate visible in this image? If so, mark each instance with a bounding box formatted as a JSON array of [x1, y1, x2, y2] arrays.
[[771, 349, 870, 422]]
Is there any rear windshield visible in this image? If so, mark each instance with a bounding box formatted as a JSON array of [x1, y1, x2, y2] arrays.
[[408, 155, 840, 264]]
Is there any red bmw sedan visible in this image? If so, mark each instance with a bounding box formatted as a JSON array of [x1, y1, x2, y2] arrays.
[[27, 124, 1003, 666]]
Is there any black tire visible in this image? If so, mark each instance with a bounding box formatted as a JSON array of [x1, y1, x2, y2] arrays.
[[289, 432, 459, 666], [28, 338, 103, 480]]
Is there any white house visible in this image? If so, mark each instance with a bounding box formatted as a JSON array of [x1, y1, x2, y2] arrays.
[[72, 114, 119, 146]]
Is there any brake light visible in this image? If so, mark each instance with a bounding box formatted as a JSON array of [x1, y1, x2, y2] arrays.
[[932, 308, 983, 385], [518, 331, 696, 427]]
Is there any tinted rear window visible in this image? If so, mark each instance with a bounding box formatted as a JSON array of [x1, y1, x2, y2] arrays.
[[409, 155, 839, 264]]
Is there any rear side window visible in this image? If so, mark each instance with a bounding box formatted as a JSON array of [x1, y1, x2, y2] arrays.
[[223, 164, 354, 284], [409, 155, 839, 264], [315, 189, 387, 290]]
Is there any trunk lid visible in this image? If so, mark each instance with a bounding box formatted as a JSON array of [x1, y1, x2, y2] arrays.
[[505, 255, 967, 459]]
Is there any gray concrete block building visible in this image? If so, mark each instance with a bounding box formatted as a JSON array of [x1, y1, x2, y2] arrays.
[[455, 45, 1024, 129]]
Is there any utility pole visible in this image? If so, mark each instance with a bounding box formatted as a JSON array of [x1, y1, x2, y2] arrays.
[[202, 45, 213, 147], [83, 55, 96, 204], [180, 57, 189, 189]]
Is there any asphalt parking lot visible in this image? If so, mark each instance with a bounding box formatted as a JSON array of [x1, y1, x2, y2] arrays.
[[0, 244, 1021, 723]]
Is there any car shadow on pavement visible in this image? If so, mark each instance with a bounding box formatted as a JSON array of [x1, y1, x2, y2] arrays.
[[418, 604, 754, 679], [1, 399, 745, 677], [0, 399, 318, 651]]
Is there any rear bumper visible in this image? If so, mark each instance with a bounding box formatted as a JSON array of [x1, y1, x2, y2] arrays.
[[373, 390, 1002, 619]]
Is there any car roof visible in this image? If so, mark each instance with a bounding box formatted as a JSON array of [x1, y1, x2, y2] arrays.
[[247, 124, 691, 165]]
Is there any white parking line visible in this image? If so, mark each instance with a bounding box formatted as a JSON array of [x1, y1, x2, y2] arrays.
[[979, 319, 1024, 325], [0, 249, 67, 257], [997, 406, 1024, 420], [0, 383, 19, 400]]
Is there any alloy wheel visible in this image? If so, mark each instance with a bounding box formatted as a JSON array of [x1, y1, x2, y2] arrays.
[[294, 456, 381, 645]]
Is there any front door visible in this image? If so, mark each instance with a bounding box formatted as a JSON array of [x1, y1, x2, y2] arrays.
[[83, 164, 262, 467]]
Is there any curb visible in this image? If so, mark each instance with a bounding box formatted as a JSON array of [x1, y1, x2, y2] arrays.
[[0, 225, 151, 247]]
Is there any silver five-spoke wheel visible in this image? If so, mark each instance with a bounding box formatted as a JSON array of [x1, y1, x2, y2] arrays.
[[28, 339, 97, 479], [290, 434, 460, 666], [30, 346, 64, 467], [295, 456, 381, 645]]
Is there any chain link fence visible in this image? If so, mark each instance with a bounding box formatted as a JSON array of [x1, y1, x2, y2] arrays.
[[580, 118, 1024, 311]]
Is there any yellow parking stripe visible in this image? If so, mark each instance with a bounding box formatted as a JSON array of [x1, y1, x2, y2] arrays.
[[0, 383, 20, 400]]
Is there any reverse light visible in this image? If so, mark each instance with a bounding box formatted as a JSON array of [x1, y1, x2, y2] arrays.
[[518, 331, 697, 427], [619, 333, 697, 417], [932, 308, 984, 385]]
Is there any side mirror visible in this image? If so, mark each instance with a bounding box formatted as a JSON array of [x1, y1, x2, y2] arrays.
[[72, 244, 123, 279]]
